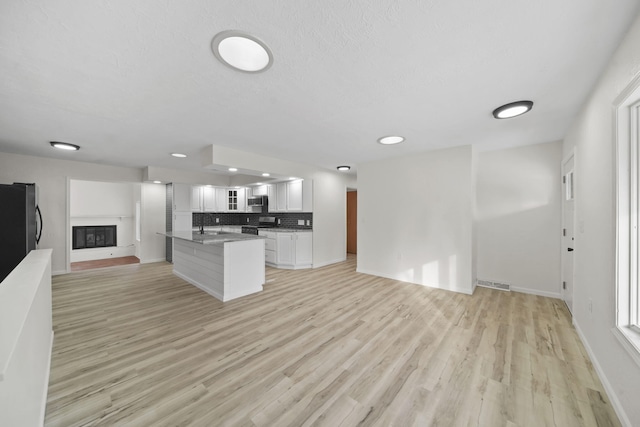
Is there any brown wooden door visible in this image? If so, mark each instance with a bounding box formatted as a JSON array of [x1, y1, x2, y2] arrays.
[[347, 191, 357, 254]]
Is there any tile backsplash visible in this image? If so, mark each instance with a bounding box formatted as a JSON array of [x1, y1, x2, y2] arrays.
[[193, 212, 312, 229]]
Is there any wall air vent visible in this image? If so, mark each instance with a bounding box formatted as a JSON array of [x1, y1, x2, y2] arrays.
[[477, 279, 510, 291]]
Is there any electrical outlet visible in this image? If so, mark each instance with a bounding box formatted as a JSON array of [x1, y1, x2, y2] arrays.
[[306, 220, 310, 226], [298, 219, 304, 225], [247, 218, 250, 222], [216, 218, 219, 223]]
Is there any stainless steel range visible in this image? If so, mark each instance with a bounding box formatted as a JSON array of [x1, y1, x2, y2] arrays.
[[241, 216, 276, 235]]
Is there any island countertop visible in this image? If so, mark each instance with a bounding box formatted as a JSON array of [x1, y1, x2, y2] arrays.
[[160, 231, 265, 245]]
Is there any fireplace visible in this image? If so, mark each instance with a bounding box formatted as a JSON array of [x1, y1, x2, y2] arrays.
[[73, 225, 117, 250]]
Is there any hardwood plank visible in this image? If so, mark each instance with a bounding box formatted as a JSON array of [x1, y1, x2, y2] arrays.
[[71, 256, 140, 271], [44, 256, 621, 426]]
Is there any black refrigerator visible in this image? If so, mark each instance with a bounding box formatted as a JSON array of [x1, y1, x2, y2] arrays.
[[0, 183, 42, 282]]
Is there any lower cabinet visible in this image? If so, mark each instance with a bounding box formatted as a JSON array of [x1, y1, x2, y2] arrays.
[[259, 231, 312, 269]]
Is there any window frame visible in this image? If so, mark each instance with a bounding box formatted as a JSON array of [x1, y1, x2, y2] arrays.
[[614, 76, 640, 367]]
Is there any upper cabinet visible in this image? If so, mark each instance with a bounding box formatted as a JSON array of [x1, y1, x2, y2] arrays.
[[174, 183, 192, 212], [287, 180, 303, 211], [191, 186, 217, 212], [252, 185, 268, 196], [276, 182, 287, 211], [190, 186, 247, 212], [268, 179, 311, 212], [226, 188, 246, 212], [192, 186, 203, 212], [203, 186, 216, 211], [185, 179, 310, 213], [215, 187, 227, 212]]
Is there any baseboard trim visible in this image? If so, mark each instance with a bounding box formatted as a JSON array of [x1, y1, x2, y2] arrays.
[[313, 257, 347, 269], [510, 286, 561, 299], [573, 320, 631, 427], [140, 258, 167, 264], [356, 268, 474, 295]]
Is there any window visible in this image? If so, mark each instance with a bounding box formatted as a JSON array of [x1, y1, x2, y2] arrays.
[[614, 79, 640, 366]]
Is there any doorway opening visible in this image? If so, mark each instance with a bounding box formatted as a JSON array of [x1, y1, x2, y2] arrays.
[[561, 152, 575, 314], [347, 191, 357, 254]]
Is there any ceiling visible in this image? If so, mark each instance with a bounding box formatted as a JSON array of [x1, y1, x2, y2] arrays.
[[0, 1, 639, 177]]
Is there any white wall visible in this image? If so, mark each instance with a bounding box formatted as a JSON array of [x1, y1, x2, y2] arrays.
[[0, 152, 143, 274], [70, 180, 136, 262], [140, 183, 166, 263], [476, 141, 562, 297], [357, 145, 475, 294], [562, 13, 640, 427], [309, 171, 347, 267]]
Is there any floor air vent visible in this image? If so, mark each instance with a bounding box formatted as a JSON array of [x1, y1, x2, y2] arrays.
[[477, 279, 510, 291]]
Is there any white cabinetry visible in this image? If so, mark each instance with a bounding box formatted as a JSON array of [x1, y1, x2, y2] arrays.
[[237, 188, 246, 211], [203, 186, 216, 211], [259, 231, 312, 269], [259, 231, 277, 265], [173, 183, 193, 231], [276, 183, 287, 211], [215, 188, 227, 212], [173, 212, 192, 231], [252, 185, 268, 196], [192, 186, 203, 211], [173, 183, 192, 212], [267, 179, 307, 212], [276, 233, 295, 264], [192, 186, 225, 212], [287, 180, 303, 211], [226, 188, 246, 212], [295, 232, 313, 265]]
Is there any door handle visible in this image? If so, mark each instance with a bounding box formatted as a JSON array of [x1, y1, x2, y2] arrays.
[[567, 248, 574, 252]]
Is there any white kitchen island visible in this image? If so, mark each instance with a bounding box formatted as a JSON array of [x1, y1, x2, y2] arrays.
[[162, 231, 265, 302]]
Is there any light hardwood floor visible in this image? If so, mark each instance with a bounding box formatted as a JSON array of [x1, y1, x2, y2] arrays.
[[45, 256, 620, 426], [70, 256, 140, 272]]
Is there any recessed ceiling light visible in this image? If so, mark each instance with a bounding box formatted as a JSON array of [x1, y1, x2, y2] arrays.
[[289, 177, 298, 180], [228, 167, 238, 172], [262, 173, 270, 177], [205, 184, 213, 187], [378, 136, 404, 145], [492, 100, 533, 119], [212, 30, 273, 73], [50, 141, 80, 151], [256, 182, 263, 185], [337, 166, 351, 171], [153, 180, 162, 184], [171, 153, 187, 158]]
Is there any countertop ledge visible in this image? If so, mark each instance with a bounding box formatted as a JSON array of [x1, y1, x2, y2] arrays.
[[258, 228, 313, 232], [159, 231, 265, 245]]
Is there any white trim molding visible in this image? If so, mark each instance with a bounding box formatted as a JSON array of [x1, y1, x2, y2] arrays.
[[614, 70, 640, 367]]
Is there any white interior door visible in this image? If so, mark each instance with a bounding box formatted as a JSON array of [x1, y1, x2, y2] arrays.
[[562, 155, 575, 314]]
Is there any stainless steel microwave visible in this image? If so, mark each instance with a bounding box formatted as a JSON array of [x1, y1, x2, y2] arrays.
[[248, 196, 268, 206]]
